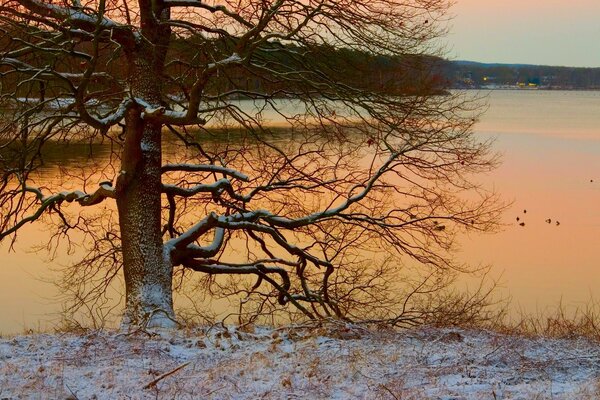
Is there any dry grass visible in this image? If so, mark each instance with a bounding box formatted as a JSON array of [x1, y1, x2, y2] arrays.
[[32, 287, 600, 346], [489, 300, 600, 341]]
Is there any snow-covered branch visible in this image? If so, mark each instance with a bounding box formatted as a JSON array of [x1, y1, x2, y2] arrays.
[[146, 53, 242, 126], [162, 178, 233, 197], [14, 0, 136, 44], [161, 1, 254, 28], [263, 151, 402, 228], [161, 164, 249, 181], [164, 212, 219, 251], [96, 98, 135, 126], [178, 227, 225, 259], [0, 182, 116, 241], [179, 259, 315, 313]]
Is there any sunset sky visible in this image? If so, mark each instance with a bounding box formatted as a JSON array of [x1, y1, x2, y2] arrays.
[[448, 0, 600, 67]]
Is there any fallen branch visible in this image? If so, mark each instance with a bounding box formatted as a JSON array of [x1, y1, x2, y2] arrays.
[[143, 362, 191, 389]]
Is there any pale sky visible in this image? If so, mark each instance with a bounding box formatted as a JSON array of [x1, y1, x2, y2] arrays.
[[447, 0, 600, 67]]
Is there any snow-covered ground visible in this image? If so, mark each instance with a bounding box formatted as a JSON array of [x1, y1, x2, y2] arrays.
[[1, 325, 600, 399]]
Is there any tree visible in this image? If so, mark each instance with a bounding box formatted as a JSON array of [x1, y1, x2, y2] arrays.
[[0, 0, 502, 329]]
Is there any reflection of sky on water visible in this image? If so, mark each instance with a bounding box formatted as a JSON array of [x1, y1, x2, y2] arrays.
[[2, 90, 600, 333], [459, 90, 600, 315]]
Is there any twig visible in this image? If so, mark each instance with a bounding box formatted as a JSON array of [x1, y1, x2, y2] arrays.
[[143, 362, 191, 389], [65, 383, 80, 400], [379, 383, 400, 400], [204, 386, 226, 396]]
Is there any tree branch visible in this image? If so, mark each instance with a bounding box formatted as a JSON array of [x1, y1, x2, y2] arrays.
[[14, 0, 136, 46], [0, 183, 116, 241]]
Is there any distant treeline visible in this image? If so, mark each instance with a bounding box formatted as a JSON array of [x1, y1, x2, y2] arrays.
[[0, 27, 449, 101], [3, 25, 599, 102], [445, 61, 600, 89]]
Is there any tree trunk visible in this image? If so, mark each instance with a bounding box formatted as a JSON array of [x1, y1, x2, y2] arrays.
[[116, 53, 176, 329]]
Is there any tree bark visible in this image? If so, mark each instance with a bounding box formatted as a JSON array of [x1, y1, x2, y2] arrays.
[[116, 51, 176, 329]]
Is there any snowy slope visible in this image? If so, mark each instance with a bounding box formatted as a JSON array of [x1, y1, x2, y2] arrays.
[[1, 325, 599, 399]]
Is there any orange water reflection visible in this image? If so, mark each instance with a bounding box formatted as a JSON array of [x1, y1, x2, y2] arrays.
[[1, 90, 600, 333], [459, 90, 600, 314]]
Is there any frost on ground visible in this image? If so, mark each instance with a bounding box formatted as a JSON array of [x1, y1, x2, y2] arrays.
[[1, 325, 600, 399]]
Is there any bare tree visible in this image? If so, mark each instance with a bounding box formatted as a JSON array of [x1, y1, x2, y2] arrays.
[[0, 0, 502, 329]]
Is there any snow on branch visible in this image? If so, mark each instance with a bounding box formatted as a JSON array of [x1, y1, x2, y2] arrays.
[[205, 53, 242, 70], [133, 54, 240, 126], [215, 214, 332, 269], [133, 98, 206, 126], [162, 178, 233, 197], [14, 0, 136, 45], [165, 207, 330, 273], [96, 98, 134, 126], [180, 227, 225, 259], [161, 1, 254, 28], [162, 150, 404, 276], [17, 0, 118, 29], [164, 212, 219, 251], [161, 163, 249, 181], [180, 259, 311, 311], [0, 182, 116, 241], [263, 151, 402, 228]]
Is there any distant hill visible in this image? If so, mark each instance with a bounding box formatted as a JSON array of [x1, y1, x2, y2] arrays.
[[453, 60, 543, 68]]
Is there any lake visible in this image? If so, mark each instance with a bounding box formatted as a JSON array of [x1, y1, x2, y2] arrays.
[[460, 90, 600, 315], [1, 90, 600, 334]]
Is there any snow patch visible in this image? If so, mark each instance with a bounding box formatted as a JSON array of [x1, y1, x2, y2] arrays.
[[0, 327, 599, 399], [207, 53, 242, 69]]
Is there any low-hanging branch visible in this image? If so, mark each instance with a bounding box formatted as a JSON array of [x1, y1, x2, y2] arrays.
[[180, 259, 316, 317], [0, 182, 116, 241]]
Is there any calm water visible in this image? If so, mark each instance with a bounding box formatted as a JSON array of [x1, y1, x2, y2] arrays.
[[461, 90, 600, 313], [1, 90, 600, 333]]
